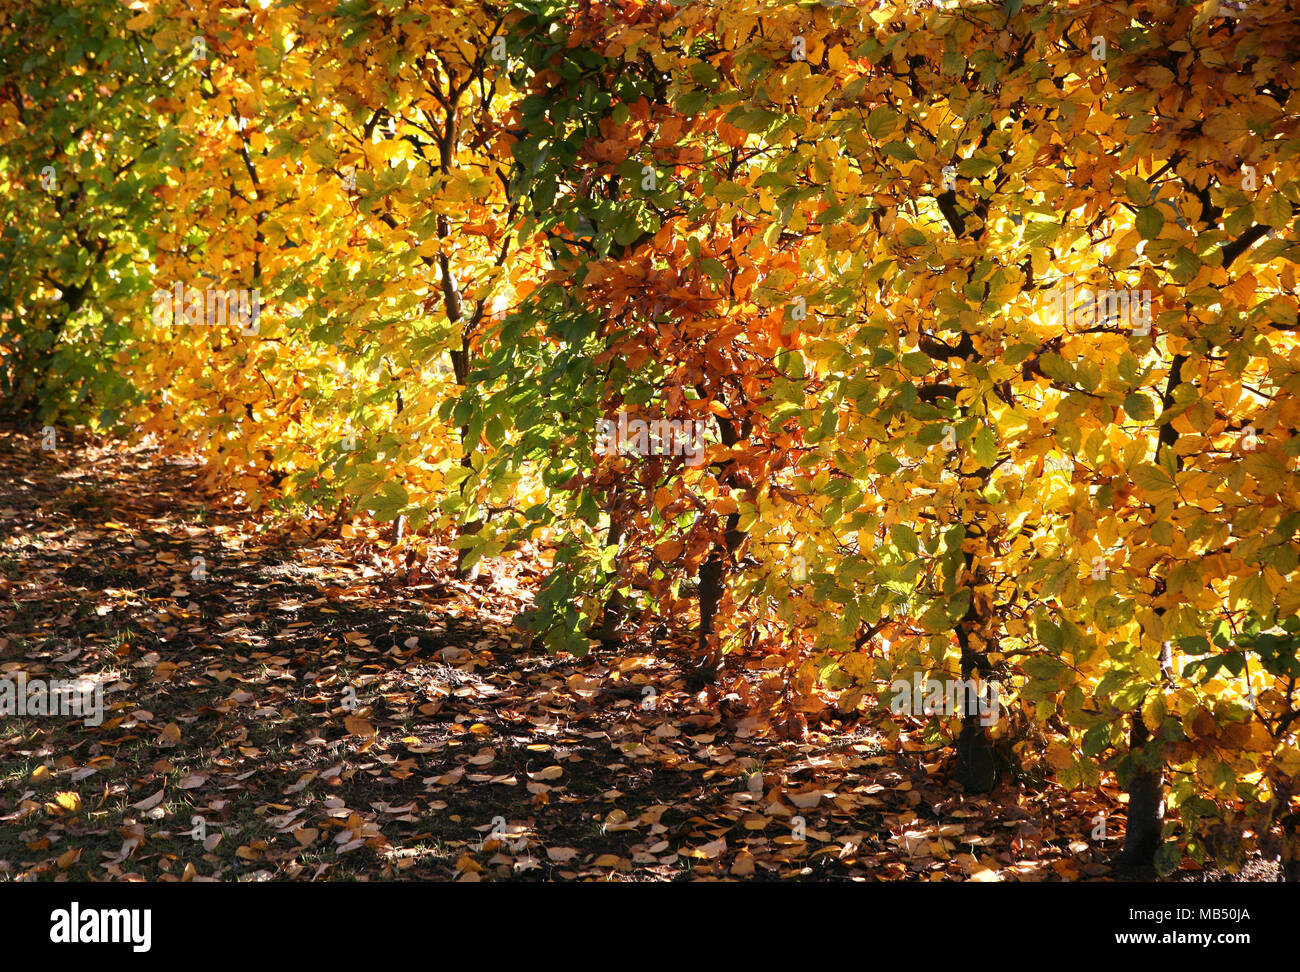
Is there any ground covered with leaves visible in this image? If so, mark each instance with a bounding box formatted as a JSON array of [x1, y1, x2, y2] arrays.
[[0, 429, 1176, 881]]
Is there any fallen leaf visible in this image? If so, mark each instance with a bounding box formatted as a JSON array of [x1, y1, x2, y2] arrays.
[[130, 788, 166, 811], [344, 715, 376, 737]]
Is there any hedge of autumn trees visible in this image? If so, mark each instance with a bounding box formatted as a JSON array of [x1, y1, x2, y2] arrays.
[[4, 0, 1300, 876]]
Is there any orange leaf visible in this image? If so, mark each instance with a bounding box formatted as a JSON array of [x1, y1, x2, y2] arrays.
[[654, 539, 683, 562], [344, 715, 376, 738]]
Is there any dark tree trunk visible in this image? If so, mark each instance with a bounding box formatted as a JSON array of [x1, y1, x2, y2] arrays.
[[449, 338, 482, 580], [951, 609, 997, 793], [689, 393, 748, 688], [952, 718, 998, 793], [692, 510, 743, 688], [1116, 357, 1186, 869], [1118, 716, 1164, 869], [595, 501, 625, 648]]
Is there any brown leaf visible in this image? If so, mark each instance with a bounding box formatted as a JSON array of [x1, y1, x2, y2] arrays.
[[344, 715, 376, 737], [130, 788, 165, 811]]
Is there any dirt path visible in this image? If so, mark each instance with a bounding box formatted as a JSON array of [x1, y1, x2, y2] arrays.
[[0, 427, 1114, 881]]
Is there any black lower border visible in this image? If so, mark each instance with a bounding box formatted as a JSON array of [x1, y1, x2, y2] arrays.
[[0, 880, 1288, 957]]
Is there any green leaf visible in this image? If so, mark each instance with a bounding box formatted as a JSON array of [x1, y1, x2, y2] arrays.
[[1263, 191, 1291, 228], [698, 258, 727, 282], [972, 425, 997, 467], [688, 62, 719, 85], [1170, 247, 1200, 285], [901, 351, 931, 375], [880, 139, 917, 161], [1136, 206, 1164, 239], [956, 157, 997, 178], [947, 588, 972, 622], [865, 106, 898, 139], [1131, 462, 1175, 496], [1123, 392, 1155, 420], [676, 90, 708, 117], [370, 481, 409, 522], [713, 181, 748, 204], [1234, 572, 1273, 614], [1039, 353, 1073, 383], [1154, 841, 1183, 877], [890, 523, 919, 556], [1213, 759, 1236, 793], [1035, 618, 1064, 652], [1124, 175, 1152, 205]]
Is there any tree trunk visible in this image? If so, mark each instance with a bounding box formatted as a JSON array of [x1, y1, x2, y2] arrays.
[[694, 540, 727, 685], [951, 611, 997, 793], [595, 497, 625, 647], [693, 511, 746, 686], [1118, 716, 1164, 869], [689, 394, 747, 687], [449, 337, 481, 579]]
